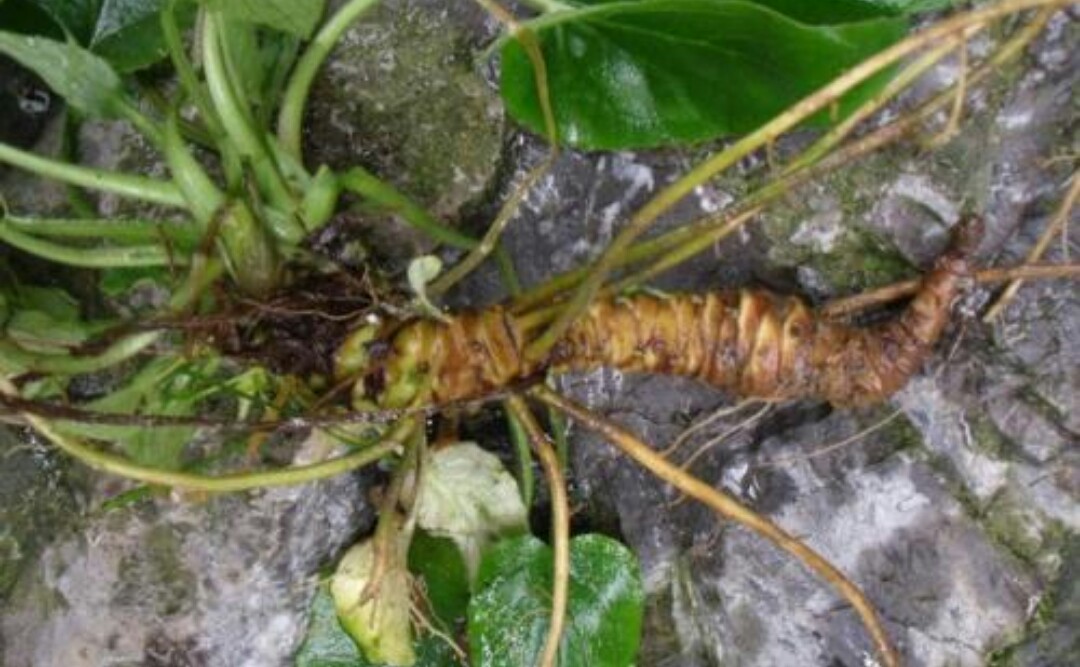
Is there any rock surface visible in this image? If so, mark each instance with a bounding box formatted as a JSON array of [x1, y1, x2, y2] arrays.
[[1, 3, 1076, 667]]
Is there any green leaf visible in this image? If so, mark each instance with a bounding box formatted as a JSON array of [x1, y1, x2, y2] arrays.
[[501, 0, 908, 149], [469, 534, 645, 667], [296, 584, 461, 667], [21, 0, 101, 42], [740, 0, 956, 24], [414, 443, 529, 580], [408, 532, 472, 628], [21, 0, 182, 72], [88, 0, 175, 72], [867, 0, 955, 13], [65, 356, 229, 470], [0, 30, 126, 117], [98, 266, 170, 299], [743, 0, 897, 23], [296, 583, 366, 667], [0, 0, 65, 39], [2, 285, 110, 350], [199, 0, 326, 38]]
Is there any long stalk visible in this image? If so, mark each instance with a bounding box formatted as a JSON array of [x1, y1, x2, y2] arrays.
[[340, 166, 478, 250], [983, 170, 1080, 321], [7, 387, 416, 493], [505, 395, 569, 667], [278, 0, 383, 162], [532, 385, 900, 667], [202, 11, 298, 216], [2, 215, 198, 245], [0, 225, 180, 268], [161, 0, 225, 139], [0, 142, 185, 208], [822, 263, 1080, 318]]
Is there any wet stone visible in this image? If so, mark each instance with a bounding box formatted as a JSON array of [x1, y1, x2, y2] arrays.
[[303, 0, 504, 267], [0, 4, 1077, 667], [1, 464, 374, 667]]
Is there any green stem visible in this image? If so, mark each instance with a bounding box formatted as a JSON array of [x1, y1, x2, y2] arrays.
[[278, 0, 382, 162], [0, 331, 162, 376], [495, 247, 523, 297], [0, 142, 185, 208], [518, 0, 573, 13], [340, 166, 477, 250], [504, 409, 536, 508], [139, 83, 218, 150], [13, 395, 416, 493], [167, 255, 224, 311], [430, 158, 552, 296], [0, 225, 182, 268], [2, 215, 199, 245], [780, 39, 961, 177], [164, 111, 225, 227], [163, 0, 225, 138], [118, 101, 165, 149], [202, 11, 297, 214]]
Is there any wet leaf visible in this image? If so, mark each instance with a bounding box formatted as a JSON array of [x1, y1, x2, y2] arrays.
[[501, 0, 908, 148], [89, 0, 177, 73], [408, 532, 471, 627], [198, 0, 326, 38], [468, 534, 645, 667], [414, 443, 529, 579], [741, 0, 953, 24], [869, 0, 955, 12], [19, 0, 184, 72], [0, 30, 127, 117]]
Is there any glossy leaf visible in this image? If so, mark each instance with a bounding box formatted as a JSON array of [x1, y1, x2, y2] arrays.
[[408, 532, 471, 627], [501, 0, 908, 149], [20, 0, 178, 72], [740, 0, 954, 23], [89, 0, 174, 72], [198, 0, 326, 38], [0, 30, 126, 118], [469, 534, 645, 667]]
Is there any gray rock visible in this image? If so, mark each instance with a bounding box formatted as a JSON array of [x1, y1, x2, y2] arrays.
[[1, 452, 373, 667]]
